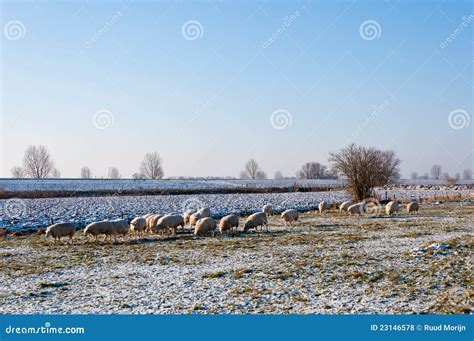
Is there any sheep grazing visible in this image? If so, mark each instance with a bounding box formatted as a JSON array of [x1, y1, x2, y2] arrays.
[[197, 207, 211, 218], [155, 215, 184, 236], [385, 201, 399, 216], [130, 217, 146, 238], [45, 222, 76, 244], [243, 212, 268, 232], [194, 217, 217, 236], [189, 211, 206, 226], [281, 209, 299, 226], [145, 214, 162, 233], [183, 210, 196, 225], [339, 200, 352, 212], [262, 204, 273, 216], [219, 214, 239, 233], [407, 202, 419, 214], [347, 203, 365, 216], [319, 201, 328, 213], [84, 221, 112, 242], [107, 219, 129, 242]]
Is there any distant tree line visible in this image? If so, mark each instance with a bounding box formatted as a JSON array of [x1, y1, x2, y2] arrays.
[[9, 145, 473, 192], [10, 145, 164, 180], [410, 165, 472, 181]]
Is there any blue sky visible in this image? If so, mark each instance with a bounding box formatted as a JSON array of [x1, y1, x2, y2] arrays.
[[1, 0, 472, 178]]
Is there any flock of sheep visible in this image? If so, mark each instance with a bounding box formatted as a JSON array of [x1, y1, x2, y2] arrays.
[[43, 200, 420, 244]]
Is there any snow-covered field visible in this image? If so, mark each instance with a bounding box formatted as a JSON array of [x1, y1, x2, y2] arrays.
[[1, 202, 472, 314], [1, 188, 472, 231], [0, 179, 344, 192], [1, 178, 473, 192]]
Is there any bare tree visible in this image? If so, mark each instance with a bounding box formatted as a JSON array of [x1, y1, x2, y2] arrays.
[[80, 166, 92, 179], [22, 145, 55, 178], [240, 159, 267, 179], [11, 166, 25, 178], [463, 168, 472, 180], [329, 144, 400, 201], [274, 170, 283, 179], [51, 168, 61, 178], [139, 152, 164, 179], [108, 167, 121, 179], [296, 162, 327, 179], [430, 165, 442, 180], [410, 172, 418, 180]]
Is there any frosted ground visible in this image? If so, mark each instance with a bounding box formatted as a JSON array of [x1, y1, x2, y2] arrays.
[[1, 188, 472, 231], [0, 202, 471, 314], [1, 178, 473, 192]]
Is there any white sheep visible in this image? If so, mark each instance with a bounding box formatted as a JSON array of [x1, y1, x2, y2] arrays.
[[84, 221, 113, 242], [407, 202, 419, 214], [385, 201, 399, 216], [194, 217, 217, 236], [347, 203, 365, 216], [189, 212, 204, 226], [339, 200, 352, 212], [262, 204, 273, 216], [219, 214, 239, 233], [183, 210, 196, 225], [45, 222, 76, 244], [145, 214, 161, 233], [197, 207, 211, 218], [319, 201, 328, 213], [281, 209, 299, 226], [243, 212, 268, 232], [155, 215, 184, 236], [107, 219, 129, 242], [130, 217, 146, 238]]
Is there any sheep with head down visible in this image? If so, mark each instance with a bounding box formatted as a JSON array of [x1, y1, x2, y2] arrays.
[[107, 219, 129, 242], [197, 207, 211, 217], [319, 201, 328, 213], [407, 202, 419, 214], [155, 214, 184, 236], [385, 201, 399, 216], [45, 222, 76, 244], [84, 221, 113, 242], [145, 214, 162, 233], [194, 217, 217, 236], [262, 204, 273, 216], [347, 203, 365, 216], [130, 217, 146, 238], [243, 212, 268, 232], [219, 214, 239, 234], [281, 209, 299, 226], [183, 209, 196, 225], [339, 200, 352, 213]]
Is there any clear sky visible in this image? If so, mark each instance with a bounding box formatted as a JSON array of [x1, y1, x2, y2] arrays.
[[1, 0, 472, 178]]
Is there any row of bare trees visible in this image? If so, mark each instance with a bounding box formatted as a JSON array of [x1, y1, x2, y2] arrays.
[[239, 144, 400, 201], [11, 146, 164, 179], [410, 165, 472, 180]]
